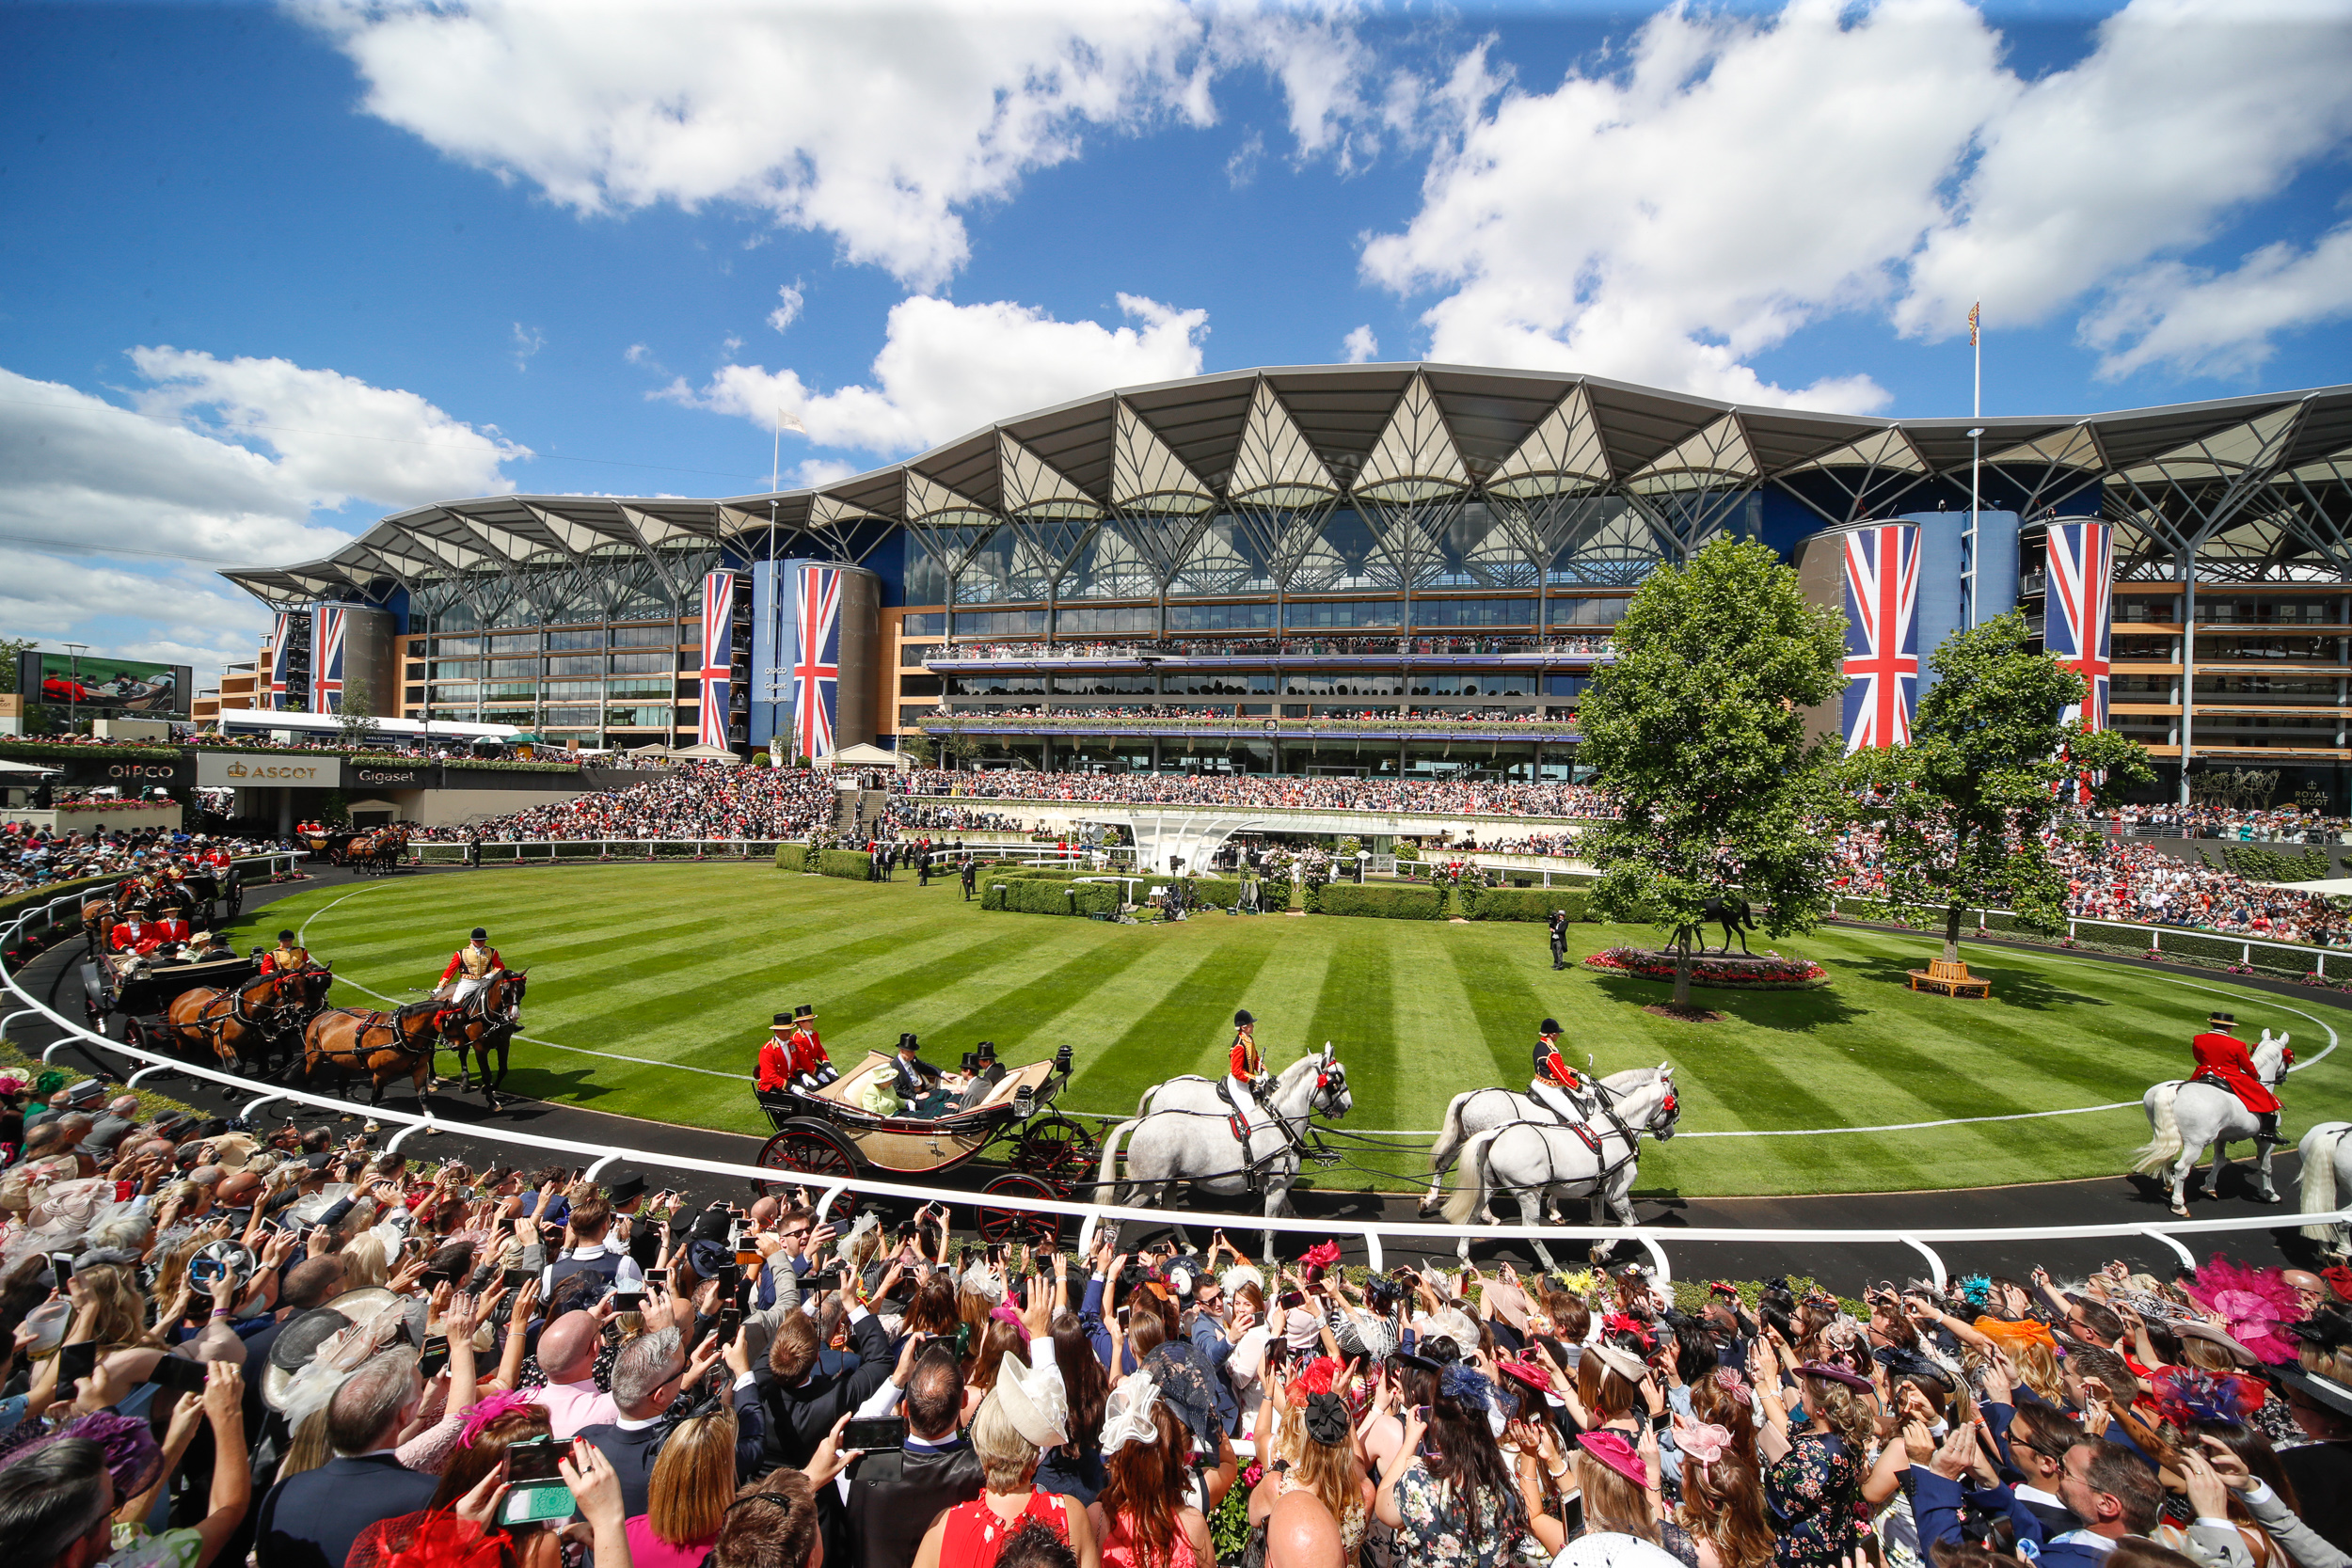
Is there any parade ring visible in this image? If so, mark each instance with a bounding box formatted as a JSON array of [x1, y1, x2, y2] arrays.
[[240, 861, 2346, 1200]]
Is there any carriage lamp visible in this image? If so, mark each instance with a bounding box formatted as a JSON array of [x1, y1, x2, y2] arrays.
[[1054, 1044, 1073, 1076], [1013, 1085, 1035, 1119]]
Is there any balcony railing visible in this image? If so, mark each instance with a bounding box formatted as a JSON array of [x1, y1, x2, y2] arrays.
[[920, 711, 1583, 740]]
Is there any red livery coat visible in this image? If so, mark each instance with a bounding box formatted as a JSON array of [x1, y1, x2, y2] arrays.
[[2191, 1031, 2280, 1116]]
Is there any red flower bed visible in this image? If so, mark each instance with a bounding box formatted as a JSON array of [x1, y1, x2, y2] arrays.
[[1583, 946, 1829, 990]]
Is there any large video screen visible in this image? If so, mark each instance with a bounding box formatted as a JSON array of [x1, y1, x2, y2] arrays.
[[18, 651, 191, 718]]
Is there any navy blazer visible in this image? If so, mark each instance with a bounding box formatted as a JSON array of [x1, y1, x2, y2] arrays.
[[255, 1452, 441, 1568]]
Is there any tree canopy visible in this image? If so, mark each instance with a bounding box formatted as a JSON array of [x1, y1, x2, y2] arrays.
[[1579, 537, 1849, 1006]]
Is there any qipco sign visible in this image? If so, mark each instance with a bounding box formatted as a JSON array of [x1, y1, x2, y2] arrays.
[[49, 754, 196, 791]]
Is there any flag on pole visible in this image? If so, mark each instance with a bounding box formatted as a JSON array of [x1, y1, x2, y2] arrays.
[[789, 565, 844, 762], [1968, 302, 1979, 347], [1840, 524, 1921, 752], [775, 408, 805, 434], [698, 572, 736, 747]]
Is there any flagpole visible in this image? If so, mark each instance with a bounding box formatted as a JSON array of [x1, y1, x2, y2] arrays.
[[1967, 301, 1981, 629]]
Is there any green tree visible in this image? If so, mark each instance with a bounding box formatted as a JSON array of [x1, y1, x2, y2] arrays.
[[900, 731, 937, 768], [1844, 612, 2153, 962], [1579, 537, 1849, 1010], [943, 718, 979, 768], [335, 673, 383, 745], [0, 637, 36, 693]]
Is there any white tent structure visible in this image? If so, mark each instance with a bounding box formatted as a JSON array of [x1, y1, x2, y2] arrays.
[[822, 742, 910, 772]]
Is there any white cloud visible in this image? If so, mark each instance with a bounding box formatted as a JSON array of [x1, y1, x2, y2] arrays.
[[769, 284, 805, 335], [510, 322, 545, 370], [1343, 325, 1379, 363], [299, 0, 1402, 289], [662, 292, 1209, 455], [1898, 0, 2352, 344], [0, 352, 529, 679], [2080, 223, 2352, 380], [1366, 0, 2352, 410]]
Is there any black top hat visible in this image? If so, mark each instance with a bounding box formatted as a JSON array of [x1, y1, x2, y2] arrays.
[[278, 929, 296, 942], [470, 927, 487, 939], [976, 1039, 996, 1061], [794, 1004, 817, 1021], [1233, 1009, 1254, 1027], [773, 1012, 793, 1025], [606, 1169, 647, 1205], [1540, 1018, 1562, 1036], [2209, 1011, 2237, 1027], [898, 1032, 919, 1052]]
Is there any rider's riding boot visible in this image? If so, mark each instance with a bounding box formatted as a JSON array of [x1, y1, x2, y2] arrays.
[[2260, 1111, 2280, 1141]]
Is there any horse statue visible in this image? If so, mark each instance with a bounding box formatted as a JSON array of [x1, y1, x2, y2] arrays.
[[163, 969, 302, 1074], [2131, 1028, 2292, 1216], [440, 967, 527, 1109], [2297, 1121, 2352, 1258], [1096, 1047, 1354, 1259], [302, 999, 457, 1106], [1438, 1069, 1681, 1269], [1669, 895, 1754, 958], [1418, 1065, 1678, 1218]]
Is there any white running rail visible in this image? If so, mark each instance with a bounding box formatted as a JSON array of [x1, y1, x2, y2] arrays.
[[4, 879, 2341, 1291]]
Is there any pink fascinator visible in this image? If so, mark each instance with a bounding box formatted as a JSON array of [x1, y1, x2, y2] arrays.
[[990, 1298, 1032, 1348], [1576, 1429, 1647, 1488], [1673, 1415, 1732, 1467], [1710, 1367, 1752, 1406], [456, 1388, 535, 1449]]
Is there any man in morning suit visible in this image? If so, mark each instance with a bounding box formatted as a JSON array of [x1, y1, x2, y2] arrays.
[[578, 1324, 766, 1517], [846, 1347, 983, 1568], [756, 1288, 896, 1468], [253, 1348, 439, 1568]]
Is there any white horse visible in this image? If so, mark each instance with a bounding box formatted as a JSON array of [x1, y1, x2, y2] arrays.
[[1418, 1066, 1677, 1217], [2131, 1029, 2292, 1216], [1097, 1047, 1354, 1258], [1438, 1070, 1681, 1269], [2298, 1121, 2352, 1258]]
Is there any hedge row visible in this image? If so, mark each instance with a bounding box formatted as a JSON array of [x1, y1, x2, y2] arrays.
[[774, 844, 809, 872], [818, 849, 873, 880], [1456, 886, 1590, 923], [1313, 882, 1443, 920], [997, 878, 1120, 916]]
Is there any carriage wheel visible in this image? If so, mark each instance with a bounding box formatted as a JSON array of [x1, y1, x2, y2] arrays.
[[121, 1019, 148, 1052], [1008, 1115, 1097, 1184], [752, 1120, 859, 1196], [977, 1174, 1062, 1248]]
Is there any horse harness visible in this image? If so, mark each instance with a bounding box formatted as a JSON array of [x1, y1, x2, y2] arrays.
[[1527, 1079, 1662, 1191]]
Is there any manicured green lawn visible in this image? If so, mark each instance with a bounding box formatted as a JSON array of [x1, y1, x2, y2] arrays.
[[230, 865, 2344, 1196]]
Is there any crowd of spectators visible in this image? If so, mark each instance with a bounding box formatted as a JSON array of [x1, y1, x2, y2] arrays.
[[2111, 804, 2349, 844], [928, 636, 1613, 662], [412, 765, 841, 845], [0, 824, 279, 904], [924, 707, 1566, 727], [891, 773, 1608, 820], [3, 1093, 2350, 1568]]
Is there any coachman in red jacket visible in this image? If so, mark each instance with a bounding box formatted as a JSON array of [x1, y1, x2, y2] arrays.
[[2191, 1010, 2282, 1139]]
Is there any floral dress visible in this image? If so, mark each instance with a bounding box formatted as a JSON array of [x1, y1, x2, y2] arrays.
[[1391, 1462, 1548, 1568], [1763, 1432, 1865, 1568]]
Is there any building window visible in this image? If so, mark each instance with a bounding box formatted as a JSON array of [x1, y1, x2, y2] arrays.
[[1549, 598, 1629, 626], [1411, 598, 1536, 628], [430, 659, 482, 679], [1053, 674, 1156, 695], [902, 612, 947, 636], [547, 628, 605, 651], [607, 705, 671, 728], [486, 658, 536, 679], [611, 624, 675, 647], [609, 651, 672, 673], [947, 610, 1049, 637], [1056, 604, 1157, 637], [1165, 602, 1277, 632], [1286, 600, 1401, 630]]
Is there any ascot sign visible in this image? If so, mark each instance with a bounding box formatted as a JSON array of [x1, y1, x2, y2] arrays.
[[196, 754, 339, 788]]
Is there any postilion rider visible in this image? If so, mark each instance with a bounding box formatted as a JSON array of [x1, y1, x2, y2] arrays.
[[1218, 1007, 1268, 1125], [756, 1005, 838, 1096], [1530, 1017, 1597, 1123], [259, 929, 314, 976], [2191, 1009, 2285, 1141], [435, 927, 503, 1006]]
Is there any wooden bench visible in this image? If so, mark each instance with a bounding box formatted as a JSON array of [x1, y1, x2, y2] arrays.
[[1907, 958, 1991, 998]]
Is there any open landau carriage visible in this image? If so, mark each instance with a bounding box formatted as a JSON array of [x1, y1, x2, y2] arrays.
[[754, 1045, 1098, 1245], [78, 950, 259, 1049]]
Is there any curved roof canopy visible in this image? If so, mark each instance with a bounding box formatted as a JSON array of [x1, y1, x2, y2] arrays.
[[222, 362, 2352, 606]]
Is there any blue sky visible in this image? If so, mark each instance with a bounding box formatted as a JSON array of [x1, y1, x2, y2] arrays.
[[4, 0, 2350, 680]]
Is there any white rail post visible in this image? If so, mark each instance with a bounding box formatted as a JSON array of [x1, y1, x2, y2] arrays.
[[242, 1092, 287, 1122], [1636, 1234, 1672, 1285], [125, 1063, 176, 1087], [1899, 1235, 1947, 1292], [2137, 1227, 2197, 1271], [387, 1118, 437, 1152]]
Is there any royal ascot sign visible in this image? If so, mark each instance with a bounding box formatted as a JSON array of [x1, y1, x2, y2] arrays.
[[196, 753, 341, 788]]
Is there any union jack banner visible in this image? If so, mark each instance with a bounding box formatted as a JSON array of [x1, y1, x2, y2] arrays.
[[2046, 520, 2114, 800], [789, 565, 843, 761], [267, 611, 294, 710], [698, 572, 735, 748], [1840, 523, 1921, 752], [310, 605, 346, 715]]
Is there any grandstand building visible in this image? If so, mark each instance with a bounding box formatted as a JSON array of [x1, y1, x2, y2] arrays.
[[218, 365, 2352, 803]]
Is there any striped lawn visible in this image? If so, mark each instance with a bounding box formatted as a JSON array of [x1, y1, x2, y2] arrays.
[[233, 865, 2346, 1197]]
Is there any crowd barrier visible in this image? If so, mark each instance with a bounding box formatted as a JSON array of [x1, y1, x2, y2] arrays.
[[5, 882, 2343, 1290], [1823, 893, 2352, 980]]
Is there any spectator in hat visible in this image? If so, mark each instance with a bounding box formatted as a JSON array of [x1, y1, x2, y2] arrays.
[[252, 1347, 438, 1568]]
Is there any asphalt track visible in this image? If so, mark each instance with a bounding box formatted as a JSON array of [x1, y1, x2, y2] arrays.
[[17, 861, 2342, 1291]]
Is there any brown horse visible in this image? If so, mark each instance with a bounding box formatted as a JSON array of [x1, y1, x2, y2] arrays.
[[303, 999, 456, 1106], [442, 968, 527, 1109], [165, 969, 297, 1072]]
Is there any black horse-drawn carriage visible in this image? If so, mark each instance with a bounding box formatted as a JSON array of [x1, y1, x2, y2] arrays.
[[78, 950, 259, 1051], [301, 825, 409, 875], [754, 1045, 1098, 1245], [79, 866, 244, 958]]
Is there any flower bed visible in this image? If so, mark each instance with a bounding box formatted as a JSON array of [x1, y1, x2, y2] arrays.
[[1583, 946, 1829, 990]]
